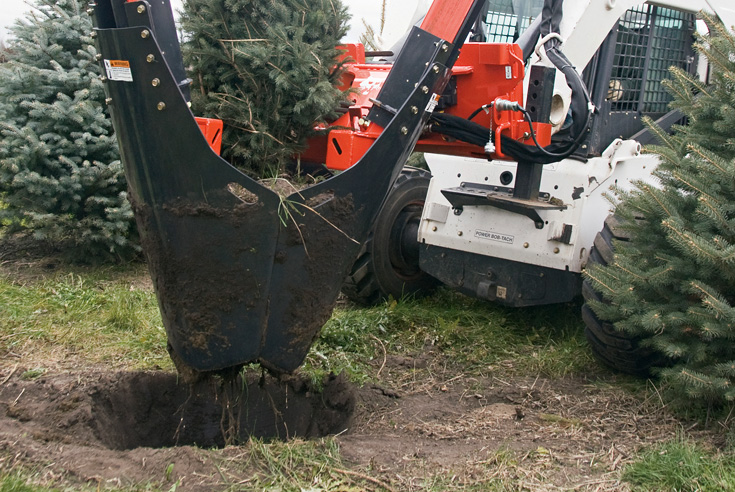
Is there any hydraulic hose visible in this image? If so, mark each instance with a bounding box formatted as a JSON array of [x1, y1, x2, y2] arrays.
[[430, 0, 592, 165]]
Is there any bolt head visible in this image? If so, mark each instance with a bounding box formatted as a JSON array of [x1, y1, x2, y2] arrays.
[[152, 78, 161, 87], [137, 4, 146, 14], [146, 54, 156, 63], [523, 242, 529, 248], [411, 106, 418, 115], [432, 65, 440, 74], [157, 102, 166, 111], [421, 86, 429, 94], [400, 126, 408, 135], [141, 29, 150, 39]]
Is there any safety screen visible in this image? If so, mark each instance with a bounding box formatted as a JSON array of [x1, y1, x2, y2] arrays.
[[482, 0, 543, 43], [609, 5, 694, 113]]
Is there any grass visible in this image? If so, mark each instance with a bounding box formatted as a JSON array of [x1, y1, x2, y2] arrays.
[[210, 438, 562, 492], [0, 261, 593, 381], [8, 434, 734, 492], [304, 289, 594, 386], [0, 263, 171, 371], [623, 436, 735, 491], [0, 441, 543, 492], [0, 473, 53, 492], [0, 260, 728, 492], [0, 469, 171, 492]]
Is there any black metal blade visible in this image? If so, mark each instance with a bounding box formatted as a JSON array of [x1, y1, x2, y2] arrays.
[[95, 15, 452, 374]]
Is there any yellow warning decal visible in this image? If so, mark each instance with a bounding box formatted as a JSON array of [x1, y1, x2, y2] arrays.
[[108, 60, 130, 68], [104, 59, 134, 82]]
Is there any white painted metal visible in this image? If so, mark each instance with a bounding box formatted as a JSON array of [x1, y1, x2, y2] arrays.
[[559, 0, 714, 71], [419, 0, 735, 280], [535, 0, 717, 132], [704, 0, 735, 31], [421, 143, 657, 273]]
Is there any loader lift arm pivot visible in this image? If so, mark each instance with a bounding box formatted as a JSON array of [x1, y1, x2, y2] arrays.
[[90, 0, 487, 377]]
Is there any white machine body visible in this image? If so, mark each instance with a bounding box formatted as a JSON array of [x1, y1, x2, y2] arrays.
[[421, 139, 654, 276], [416, 0, 727, 292]]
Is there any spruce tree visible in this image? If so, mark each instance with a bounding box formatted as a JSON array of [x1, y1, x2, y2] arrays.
[[0, 0, 136, 260], [585, 15, 735, 407], [181, 0, 350, 178], [0, 40, 8, 63]]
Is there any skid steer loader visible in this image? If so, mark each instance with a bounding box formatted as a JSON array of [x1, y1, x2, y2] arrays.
[[339, 0, 735, 374], [90, 0, 734, 378]]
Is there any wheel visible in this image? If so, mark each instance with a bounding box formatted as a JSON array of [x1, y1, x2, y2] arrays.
[[342, 167, 440, 305], [582, 215, 662, 375]]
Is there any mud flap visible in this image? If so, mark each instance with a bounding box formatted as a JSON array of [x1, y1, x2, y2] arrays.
[[93, 10, 452, 374]]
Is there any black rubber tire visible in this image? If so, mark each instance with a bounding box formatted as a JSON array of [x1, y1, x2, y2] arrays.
[[582, 215, 662, 376], [342, 167, 440, 305]]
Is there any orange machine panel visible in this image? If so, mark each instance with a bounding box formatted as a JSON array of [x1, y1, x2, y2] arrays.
[[195, 117, 223, 156]]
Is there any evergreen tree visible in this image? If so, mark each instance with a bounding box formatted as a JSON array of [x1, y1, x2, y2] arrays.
[[0, 0, 136, 260], [585, 15, 735, 407], [359, 0, 387, 51], [0, 39, 8, 63], [181, 0, 350, 177]]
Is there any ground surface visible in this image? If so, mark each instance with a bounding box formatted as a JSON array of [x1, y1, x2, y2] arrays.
[[0, 358, 696, 491], [0, 243, 717, 491]]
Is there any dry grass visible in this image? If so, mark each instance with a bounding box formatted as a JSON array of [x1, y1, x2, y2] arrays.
[[0, 254, 731, 492]]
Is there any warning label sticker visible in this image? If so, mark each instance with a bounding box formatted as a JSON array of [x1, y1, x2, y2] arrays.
[[104, 59, 133, 82], [425, 93, 441, 113], [475, 229, 515, 244]]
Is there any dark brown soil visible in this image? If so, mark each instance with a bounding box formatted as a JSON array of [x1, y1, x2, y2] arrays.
[[0, 357, 708, 491], [0, 244, 717, 491], [0, 368, 354, 490]]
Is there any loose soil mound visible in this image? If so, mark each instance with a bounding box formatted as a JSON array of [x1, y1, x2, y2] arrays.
[[0, 369, 353, 489]]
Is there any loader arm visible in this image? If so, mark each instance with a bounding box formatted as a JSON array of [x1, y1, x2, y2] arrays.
[[91, 0, 485, 376]]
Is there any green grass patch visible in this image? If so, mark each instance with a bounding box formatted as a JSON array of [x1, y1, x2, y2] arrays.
[[0, 473, 53, 492], [623, 437, 735, 491], [304, 289, 594, 385], [0, 470, 174, 492], [0, 264, 171, 370], [0, 259, 593, 380], [228, 438, 357, 491]]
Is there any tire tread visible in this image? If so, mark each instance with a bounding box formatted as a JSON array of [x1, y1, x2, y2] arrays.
[[342, 167, 438, 305], [582, 215, 661, 376]]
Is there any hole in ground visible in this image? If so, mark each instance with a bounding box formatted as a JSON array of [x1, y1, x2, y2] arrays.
[[90, 371, 354, 450]]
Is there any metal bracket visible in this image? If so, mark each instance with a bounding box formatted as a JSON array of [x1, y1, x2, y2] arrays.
[[441, 182, 565, 229]]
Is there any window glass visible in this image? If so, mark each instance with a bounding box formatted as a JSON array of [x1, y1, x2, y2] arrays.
[[609, 5, 694, 113], [482, 0, 544, 43]]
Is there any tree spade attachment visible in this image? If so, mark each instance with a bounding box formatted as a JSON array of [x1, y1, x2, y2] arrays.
[[91, 0, 455, 375]]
